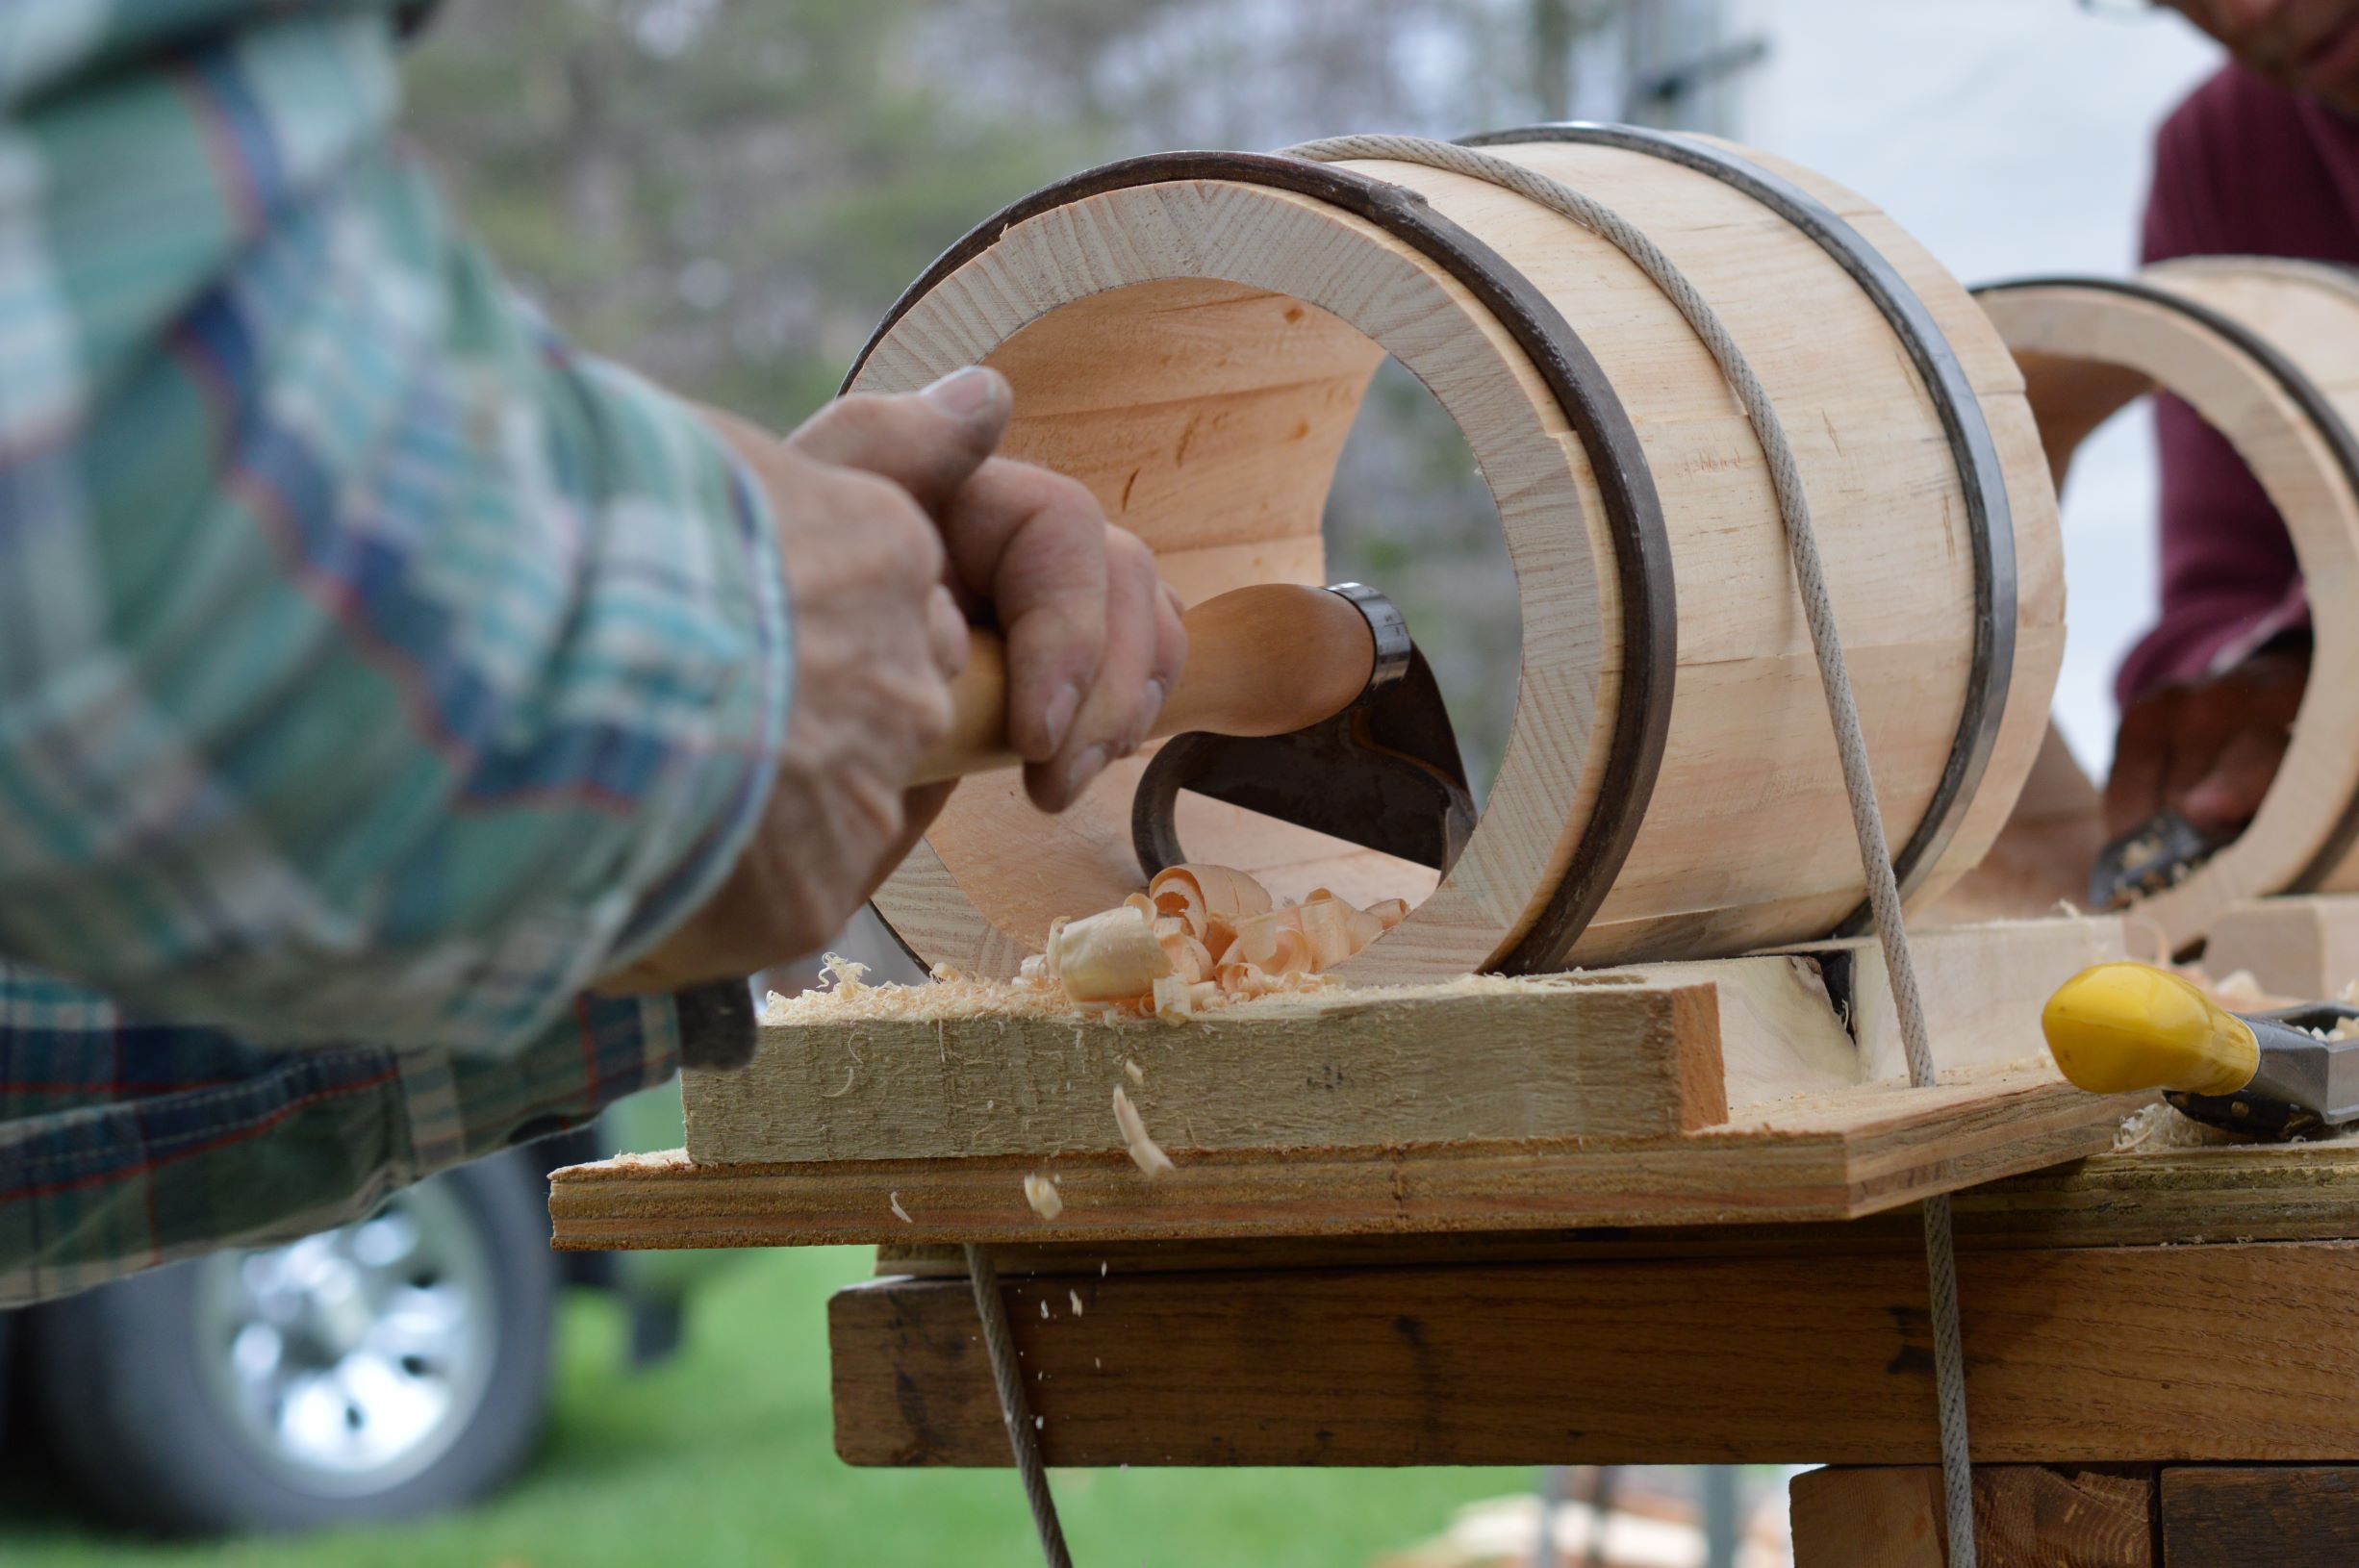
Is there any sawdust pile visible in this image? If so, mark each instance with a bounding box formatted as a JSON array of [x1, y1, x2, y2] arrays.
[[761, 863, 1407, 1028]]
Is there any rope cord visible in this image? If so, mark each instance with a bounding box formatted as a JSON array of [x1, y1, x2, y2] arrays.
[[966, 1244, 1077, 1568], [1285, 132, 1980, 1566]]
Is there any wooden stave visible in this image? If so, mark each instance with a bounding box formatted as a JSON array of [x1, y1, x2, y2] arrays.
[[1978, 265, 2359, 946], [1357, 135, 2057, 961], [1463, 124, 2018, 935], [845, 140, 2048, 976]]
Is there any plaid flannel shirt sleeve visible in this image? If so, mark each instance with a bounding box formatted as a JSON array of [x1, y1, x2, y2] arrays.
[[0, 2, 793, 1300]]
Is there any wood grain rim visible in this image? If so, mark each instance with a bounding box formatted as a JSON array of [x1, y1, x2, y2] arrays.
[[844, 149, 1679, 974], [1465, 123, 2020, 932], [1978, 271, 2359, 897]]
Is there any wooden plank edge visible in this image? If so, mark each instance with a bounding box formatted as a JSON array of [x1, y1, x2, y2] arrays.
[[548, 1073, 2142, 1251]]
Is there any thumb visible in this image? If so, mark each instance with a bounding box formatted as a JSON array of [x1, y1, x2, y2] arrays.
[[785, 367, 1012, 518]]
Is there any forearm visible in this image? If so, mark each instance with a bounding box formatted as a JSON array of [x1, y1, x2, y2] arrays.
[[0, 8, 791, 1054], [0, 955, 680, 1305]]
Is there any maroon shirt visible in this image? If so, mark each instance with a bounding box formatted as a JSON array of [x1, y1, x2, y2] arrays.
[[2118, 63, 2359, 704]]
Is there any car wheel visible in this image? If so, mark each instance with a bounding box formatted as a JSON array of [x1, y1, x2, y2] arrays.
[[26, 1153, 557, 1534]]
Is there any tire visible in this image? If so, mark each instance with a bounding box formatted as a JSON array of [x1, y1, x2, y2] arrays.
[[25, 1153, 558, 1535]]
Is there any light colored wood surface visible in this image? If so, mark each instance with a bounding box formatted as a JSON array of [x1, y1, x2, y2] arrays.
[[686, 975, 1730, 1164], [2202, 893, 2359, 999], [1982, 260, 2359, 950], [854, 139, 2065, 981], [1925, 721, 2109, 928], [824, 1235, 2359, 1467], [915, 584, 1373, 784], [681, 915, 2127, 1169], [560, 1067, 2141, 1251], [1789, 1465, 2155, 1568]]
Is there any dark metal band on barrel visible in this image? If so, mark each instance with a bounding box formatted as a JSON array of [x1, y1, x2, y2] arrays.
[[1978, 272, 2359, 895], [1467, 124, 2019, 932], [848, 149, 1679, 975]]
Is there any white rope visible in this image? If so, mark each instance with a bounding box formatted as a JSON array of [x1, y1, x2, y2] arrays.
[[966, 1244, 1076, 1568], [1285, 133, 1981, 1566]]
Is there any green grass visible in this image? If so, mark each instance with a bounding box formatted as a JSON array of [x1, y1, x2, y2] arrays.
[[0, 1246, 1527, 1566]]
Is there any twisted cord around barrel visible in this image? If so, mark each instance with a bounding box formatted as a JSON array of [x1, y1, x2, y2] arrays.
[[1285, 131, 1979, 1567], [966, 1243, 1077, 1568]]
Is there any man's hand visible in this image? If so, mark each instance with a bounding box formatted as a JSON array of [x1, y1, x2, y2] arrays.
[[2168, 0, 2359, 114], [602, 367, 1184, 993], [2105, 642, 2309, 840]]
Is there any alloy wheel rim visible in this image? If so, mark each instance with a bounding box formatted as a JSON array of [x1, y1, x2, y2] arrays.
[[190, 1181, 501, 1496]]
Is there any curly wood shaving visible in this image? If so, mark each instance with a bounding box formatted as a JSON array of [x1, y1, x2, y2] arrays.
[[1051, 905, 1172, 1002], [819, 952, 869, 996]]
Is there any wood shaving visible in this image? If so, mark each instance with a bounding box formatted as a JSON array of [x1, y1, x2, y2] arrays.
[[1022, 1172, 1064, 1220], [1150, 974, 1198, 1023], [2113, 1100, 2239, 1151], [1069, 1290, 1084, 1316], [1050, 905, 1172, 1002], [818, 952, 869, 995], [763, 863, 1406, 1028], [1124, 1058, 1145, 1084], [888, 1191, 912, 1224], [1111, 1085, 1176, 1177]]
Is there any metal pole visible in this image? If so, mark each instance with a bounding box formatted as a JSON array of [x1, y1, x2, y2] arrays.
[[1702, 1465, 1741, 1568], [1532, 1464, 1572, 1567]]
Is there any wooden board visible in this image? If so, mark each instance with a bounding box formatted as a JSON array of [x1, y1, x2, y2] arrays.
[[2202, 894, 2359, 999], [687, 974, 1732, 1163], [574, 1068, 2139, 1251], [1789, 1464, 2156, 1568], [852, 1139, 2359, 1274], [1792, 1463, 2359, 1567], [676, 917, 2131, 1227], [2161, 1467, 2359, 1567], [687, 915, 2125, 1165], [824, 1236, 2359, 1468]]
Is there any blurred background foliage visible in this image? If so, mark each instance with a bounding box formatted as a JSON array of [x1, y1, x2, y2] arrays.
[[404, 0, 1635, 791]]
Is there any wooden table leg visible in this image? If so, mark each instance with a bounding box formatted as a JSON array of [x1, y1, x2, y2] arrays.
[[1789, 1464, 2157, 1567]]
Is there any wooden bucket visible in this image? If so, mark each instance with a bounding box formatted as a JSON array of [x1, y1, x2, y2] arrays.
[[850, 127, 2064, 982], [1979, 260, 2359, 953]]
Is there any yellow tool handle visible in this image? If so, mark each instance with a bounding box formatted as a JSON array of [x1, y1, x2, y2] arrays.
[[2041, 961, 2260, 1097]]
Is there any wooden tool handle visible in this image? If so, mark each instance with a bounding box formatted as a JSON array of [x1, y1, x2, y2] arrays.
[[912, 583, 1376, 785]]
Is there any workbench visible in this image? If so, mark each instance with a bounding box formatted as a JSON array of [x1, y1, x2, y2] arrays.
[[552, 1132, 2359, 1565]]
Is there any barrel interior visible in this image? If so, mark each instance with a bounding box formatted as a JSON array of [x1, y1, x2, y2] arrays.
[[942, 280, 1462, 937]]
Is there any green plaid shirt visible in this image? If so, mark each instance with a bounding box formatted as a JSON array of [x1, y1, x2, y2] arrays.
[[0, 1, 792, 1302]]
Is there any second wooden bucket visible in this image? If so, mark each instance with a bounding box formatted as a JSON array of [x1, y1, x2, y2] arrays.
[[1979, 260, 2359, 953], [851, 126, 2066, 982]]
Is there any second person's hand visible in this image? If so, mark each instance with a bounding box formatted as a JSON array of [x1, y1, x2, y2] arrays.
[[2105, 640, 2309, 841]]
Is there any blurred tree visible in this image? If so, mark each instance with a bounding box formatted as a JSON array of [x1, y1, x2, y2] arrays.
[[405, 0, 1629, 791]]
